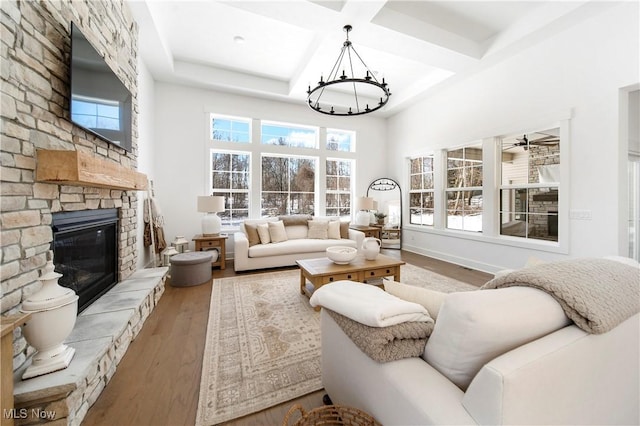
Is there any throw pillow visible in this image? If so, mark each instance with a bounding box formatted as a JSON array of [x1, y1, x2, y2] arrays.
[[423, 287, 571, 390], [308, 220, 329, 239], [328, 220, 341, 239], [256, 223, 271, 244], [244, 223, 261, 247], [339, 221, 350, 239], [279, 214, 312, 226], [383, 279, 447, 320], [268, 220, 288, 243]]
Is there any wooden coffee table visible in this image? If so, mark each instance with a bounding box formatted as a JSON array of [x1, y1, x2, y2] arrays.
[[297, 254, 406, 308]]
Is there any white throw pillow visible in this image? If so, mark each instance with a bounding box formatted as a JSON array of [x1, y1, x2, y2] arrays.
[[257, 223, 271, 244], [268, 220, 288, 243], [383, 279, 448, 320], [327, 220, 341, 239], [423, 287, 571, 390], [308, 220, 329, 239]]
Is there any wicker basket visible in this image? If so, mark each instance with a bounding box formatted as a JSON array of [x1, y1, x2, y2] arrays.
[[282, 404, 380, 426]]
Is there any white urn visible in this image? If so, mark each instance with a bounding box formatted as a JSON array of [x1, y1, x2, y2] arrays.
[[362, 237, 381, 260], [20, 253, 78, 379]]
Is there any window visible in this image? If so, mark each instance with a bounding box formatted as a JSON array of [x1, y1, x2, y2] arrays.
[[446, 145, 483, 232], [629, 155, 640, 260], [210, 115, 250, 143], [327, 129, 355, 152], [500, 129, 560, 241], [207, 113, 356, 220], [409, 156, 435, 226], [209, 151, 250, 226], [261, 155, 316, 216], [326, 159, 353, 218], [261, 121, 317, 148]]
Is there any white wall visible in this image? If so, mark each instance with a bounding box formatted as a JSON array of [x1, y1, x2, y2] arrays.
[[136, 60, 156, 268], [152, 84, 386, 255], [388, 2, 639, 272]]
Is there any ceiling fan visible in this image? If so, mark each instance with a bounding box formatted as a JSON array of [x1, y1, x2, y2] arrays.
[[508, 133, 560, 150]]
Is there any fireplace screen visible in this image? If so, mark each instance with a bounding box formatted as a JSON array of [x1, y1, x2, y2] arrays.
[[52, 209, 118, 313]]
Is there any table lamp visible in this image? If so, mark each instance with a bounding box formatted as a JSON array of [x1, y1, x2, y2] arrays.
[[355, 196, 374, 226], [197, 195, 225, 236]]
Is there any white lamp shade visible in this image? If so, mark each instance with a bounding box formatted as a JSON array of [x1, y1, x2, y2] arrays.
[[356, 196, 374, 211], [197, 196, 225, 213]]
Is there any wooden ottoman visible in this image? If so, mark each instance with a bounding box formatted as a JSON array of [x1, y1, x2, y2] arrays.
[[170, 251, 213, 287]]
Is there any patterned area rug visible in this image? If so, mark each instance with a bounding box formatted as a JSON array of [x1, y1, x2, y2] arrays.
[[195, 263, 476, 425]]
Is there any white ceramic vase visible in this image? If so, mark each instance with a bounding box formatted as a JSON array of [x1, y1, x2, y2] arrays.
[[362, 237, 381, 260], [20, 254, 78, 379]]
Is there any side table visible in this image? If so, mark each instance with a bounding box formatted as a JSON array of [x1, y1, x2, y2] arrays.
[[349, 225, 381, 239], [192, 234, 228, 270]]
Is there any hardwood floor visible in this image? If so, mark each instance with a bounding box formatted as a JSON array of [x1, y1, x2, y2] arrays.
[[82, 251, 493, 426]]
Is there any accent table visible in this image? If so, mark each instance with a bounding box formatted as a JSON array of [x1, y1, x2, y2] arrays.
[[192, 234, 227, 270], [348, 225, 381, 239], [297, 254, 405, 310]]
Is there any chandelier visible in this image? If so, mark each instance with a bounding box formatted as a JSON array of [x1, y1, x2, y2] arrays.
[[307, 25, 391, 116]]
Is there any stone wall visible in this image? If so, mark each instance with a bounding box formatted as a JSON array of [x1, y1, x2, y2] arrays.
[[527, 145, 560, 240], [1, 0, 140, 371]]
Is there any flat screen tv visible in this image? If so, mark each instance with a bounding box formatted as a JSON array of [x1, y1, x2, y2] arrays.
[[70, 22, 132, 151]]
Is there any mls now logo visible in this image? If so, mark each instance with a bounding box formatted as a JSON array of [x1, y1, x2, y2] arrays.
[[3, 408, 56, 420]]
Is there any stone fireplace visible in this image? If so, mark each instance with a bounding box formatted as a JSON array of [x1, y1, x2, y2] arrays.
[[0, 1, 164, 424]]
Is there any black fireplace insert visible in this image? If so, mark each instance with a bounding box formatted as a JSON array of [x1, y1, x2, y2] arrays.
[[51, 209, 119, 313]]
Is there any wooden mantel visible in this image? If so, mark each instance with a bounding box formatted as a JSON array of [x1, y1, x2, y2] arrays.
[[36, 150, 148, 191]]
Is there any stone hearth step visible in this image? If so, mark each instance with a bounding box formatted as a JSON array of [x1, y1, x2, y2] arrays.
[[12, 267, 168, 426]]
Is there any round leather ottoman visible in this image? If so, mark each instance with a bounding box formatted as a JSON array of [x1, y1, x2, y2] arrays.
[[170, 251, 213, 287]]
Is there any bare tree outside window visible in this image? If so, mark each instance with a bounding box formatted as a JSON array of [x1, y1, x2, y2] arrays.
[[210, 150, 250, 225], [326, 159, 352, 218], [261, 155, 316, 216], [446, 145, 483, 232], [409, 156, 435, 226]]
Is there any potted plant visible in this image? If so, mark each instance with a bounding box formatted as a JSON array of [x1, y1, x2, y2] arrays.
[[374, 212, 387, 225]]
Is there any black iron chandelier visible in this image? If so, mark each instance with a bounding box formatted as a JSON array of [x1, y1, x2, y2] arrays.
[[307, 25, 391, 116]]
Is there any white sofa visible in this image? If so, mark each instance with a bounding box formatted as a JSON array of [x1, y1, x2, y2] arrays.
[[233, 215, 364, 272], [319, 258, 640, 425]]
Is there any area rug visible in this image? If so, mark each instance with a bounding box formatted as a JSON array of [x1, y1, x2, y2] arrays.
[[195, 263, 475, 425]]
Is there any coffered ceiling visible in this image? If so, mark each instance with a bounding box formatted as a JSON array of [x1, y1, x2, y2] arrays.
[[128, 0, 613, 117]]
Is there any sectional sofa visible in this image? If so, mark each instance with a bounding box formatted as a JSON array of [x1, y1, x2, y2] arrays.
[[318, 257, 640, 425], [233, 215, 364, 272]]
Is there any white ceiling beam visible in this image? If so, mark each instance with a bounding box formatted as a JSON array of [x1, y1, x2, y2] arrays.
[[371, 7, 484, 60], [174, 61, 290, 97]]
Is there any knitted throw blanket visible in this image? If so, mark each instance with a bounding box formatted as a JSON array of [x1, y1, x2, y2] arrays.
[[327, 309, 434, 363], [482, 258, 640, 334]]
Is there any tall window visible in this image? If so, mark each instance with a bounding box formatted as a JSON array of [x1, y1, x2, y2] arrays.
[[210, 115, 251, 143], [500, 129, 560, 241], [261, 155, 316, 216], [261, 121, 317, 149], [327, 129, 355, 152], [409, 156, 435, 226], [326, 159, 352, 218], [446, 144, 483, 232], [629, 155, 640, 260], [209, 151, 250, 226]]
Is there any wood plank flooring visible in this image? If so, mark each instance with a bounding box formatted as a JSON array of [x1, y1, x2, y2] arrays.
[[82, 250, 493, 426]]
